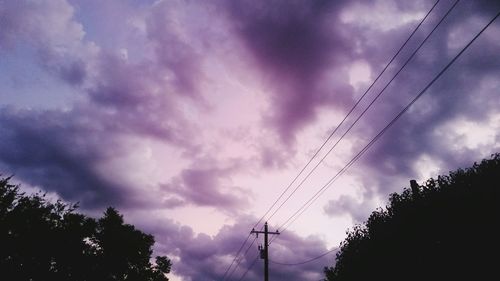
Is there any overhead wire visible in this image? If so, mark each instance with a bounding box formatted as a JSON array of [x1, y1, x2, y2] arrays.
[[269, 0, 461, 237], [262, 0, 442, 224], [236, 247, 338, 280], [269, 247, 339, 266], [220, 233, 252, 280], [232, 1, 500, 279], [221, 0, 442, 278], [234, 2, 500, 280], [274, 4, 500, 239], [236, 254, 260, 281], [225, 236, 258, 280]]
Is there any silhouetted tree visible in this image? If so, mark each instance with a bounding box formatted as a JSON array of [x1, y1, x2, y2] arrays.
[[0, 177, 171, 281], [324, 153, 500, 281]]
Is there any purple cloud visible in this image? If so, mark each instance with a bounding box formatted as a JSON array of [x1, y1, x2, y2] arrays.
[[351, 0, 500, 196], [0, 0, 95, 86], [145, 0, 210, 98], [0, 107, 128, 207], [324, 194, 376, 223], [132, 214, 333, 281], [220, 0, 355, 144], [161, 158, 251, 211], [256, 0, 500, 208], [1, 1, 500, 280], [0, 0, 230, 213]]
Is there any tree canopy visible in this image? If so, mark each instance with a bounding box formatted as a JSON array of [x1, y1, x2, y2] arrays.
[[0, 177, 171, 281], [324, 153, 500, 281]]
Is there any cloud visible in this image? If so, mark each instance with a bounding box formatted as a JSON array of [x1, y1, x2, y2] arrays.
[[0, 0, 253, 214], [324, 194, 376, 223], [0, 103, 202, 210], [132, 214, 333, 281], [0, 0, 98, 86], [336, 0, 500, 196], [0, 0, 209, 210], [145, 1, 201, 97], [161, 158, 251, 212], [86, 51, 198, 144], [0, 0, 206, 142], [1, 0, 500, 279], [0, 108, 128, 208], [220, 0, 355, 144]]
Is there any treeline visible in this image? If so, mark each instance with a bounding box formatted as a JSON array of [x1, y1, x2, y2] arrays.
[[0, 177, 171, 281], [324, 153, 500, 281]]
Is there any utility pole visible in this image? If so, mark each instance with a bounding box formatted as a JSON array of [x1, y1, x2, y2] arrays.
[[251, 222, 280, 281]]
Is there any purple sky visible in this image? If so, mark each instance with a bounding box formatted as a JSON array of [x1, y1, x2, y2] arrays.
[[1, 0, 500, 280]]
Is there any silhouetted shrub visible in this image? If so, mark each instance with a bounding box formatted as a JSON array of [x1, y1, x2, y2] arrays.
[[324, 153, 500, 281]]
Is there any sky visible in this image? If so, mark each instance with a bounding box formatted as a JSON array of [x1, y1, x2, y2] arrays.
[[1, 0, 500, 280]]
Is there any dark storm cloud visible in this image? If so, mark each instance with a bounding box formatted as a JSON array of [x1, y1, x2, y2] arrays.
[[0, 103, 201, 210], [57, 60, 87, 85], [0, 108, 128, 208], [0, 76, 206, 209], [0, 0, 224, 211], [221, 0, 355, 144]]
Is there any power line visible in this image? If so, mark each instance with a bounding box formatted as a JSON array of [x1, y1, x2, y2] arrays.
[[262, 0, 442, 224], [221, 1, 441, 278], [273, 0, 460, 234], [269, 247, 339, 266], [270, 0, 457, 248], [276, 6, 500, 236], [237, 254, 259, 281], [225, 236, 257, 280], [222, 0, 440, 280], [243, 237, 258, 257], [221, 233, 252, 280], [233, 1, 500, 280]]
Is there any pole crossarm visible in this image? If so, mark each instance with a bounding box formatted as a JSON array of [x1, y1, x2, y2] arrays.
[[250, 222, 279, 281], [250, 229, 280, 235]]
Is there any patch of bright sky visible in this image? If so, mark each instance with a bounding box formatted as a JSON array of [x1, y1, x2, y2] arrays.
[[93, 135, 190, 188], [434, 112, 500, 158], [348, 60, 372, 92], [414, 153, 443, 181], [273, 174, 371, 249], [183, 46, 270, 165], [95, 135, 232, 236], [159, 206, 229, 238], [89, 132, 254, 237], [252, 110, 370, 248], [449, 117, 499, 150], [340, 0, 424, 32], [201, 56, 263, 129]]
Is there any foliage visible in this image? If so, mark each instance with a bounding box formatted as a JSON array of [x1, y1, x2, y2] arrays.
[[0, 177, 171, 281], [324, 153, 500, 281]]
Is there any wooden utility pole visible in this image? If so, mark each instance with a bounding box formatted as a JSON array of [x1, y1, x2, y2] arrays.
[[251, 222, 280, 281]]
